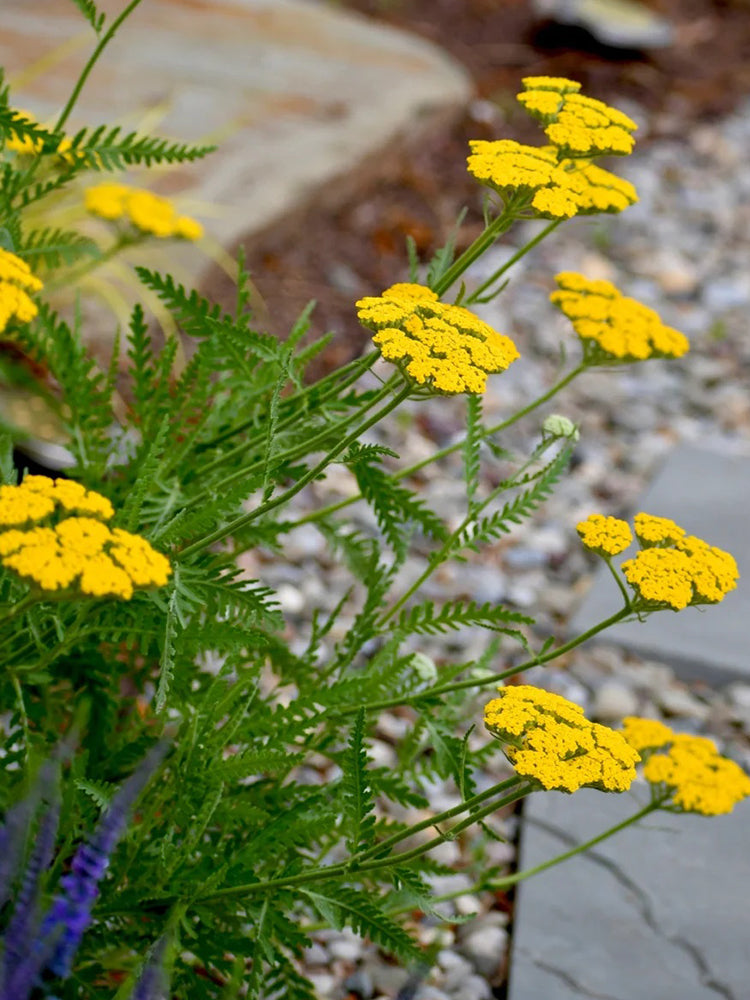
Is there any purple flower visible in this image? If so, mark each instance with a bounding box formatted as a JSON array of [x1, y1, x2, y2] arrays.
[[40, 741, 169, 978], [130, 935, 169, 1000]]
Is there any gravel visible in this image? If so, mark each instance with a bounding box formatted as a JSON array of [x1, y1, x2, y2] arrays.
[[245, 97, 750, 998]]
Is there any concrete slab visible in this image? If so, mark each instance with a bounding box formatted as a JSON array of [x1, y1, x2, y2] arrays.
[[0, 0, 471, 247], [569, 444, 750, 683], [509, 787, 750, 1000]]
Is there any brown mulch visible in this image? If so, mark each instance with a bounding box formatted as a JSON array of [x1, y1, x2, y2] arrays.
[[203, 0, 750, 373]]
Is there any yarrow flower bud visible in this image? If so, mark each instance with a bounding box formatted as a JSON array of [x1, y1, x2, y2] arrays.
[[484, 685, 640, 793], [85, 182, 204, 240], [542, 413, 580, 442], [355, 283, 519, 395], [551, 271, 689, 364], [0, 475, 171, 600], [621, 718, 750, 815], [0, 247, 43, 335]]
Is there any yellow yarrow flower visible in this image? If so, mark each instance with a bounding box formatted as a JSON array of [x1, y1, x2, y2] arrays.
[[577, 513, 633, 556], [517, 77, 637, 157], [620, 513, 738, 611], [633, 512, 684, 546], [551, 272, 689, 364], [85, 183, 203, 240], [484, 685, 640, 793], [0, 247, 43, 335], [467, 142, 637, 220], [0, 476, 170, 600], [355, 282, 519, 395], [621, 718, 750, 816]]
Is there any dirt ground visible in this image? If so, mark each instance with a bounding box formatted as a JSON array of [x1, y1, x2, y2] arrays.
[[204, 0, 750, 372]]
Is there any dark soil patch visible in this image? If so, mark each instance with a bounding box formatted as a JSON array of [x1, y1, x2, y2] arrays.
[[204, 0, 750, 373]]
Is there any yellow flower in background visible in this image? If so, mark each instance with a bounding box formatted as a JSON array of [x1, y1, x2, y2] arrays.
[[621, 718, 750, 816], [85, 182, 203, 240], [484, 685, 640, 793], [356, 282, 519, 394], [550, 272, 689, 363], [0, 476, 170, 600], [623, 513, 736, 611], [0, 247, 43, 334], [517, 76, 638, 157], [577, 513, 633, 556]]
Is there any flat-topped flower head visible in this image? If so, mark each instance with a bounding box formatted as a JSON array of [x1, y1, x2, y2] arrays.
[[0, 476, 170, 600], [620, 513, 738, 610], [484, 685, 639, 793], [621, 719, 750, 815], [577, 513, 632, 556], [467, 140, 579, 219], [0, 475, 113, 527], [517, 77, 637, 157], [85, 183, 203, 240], [561, 159, 639, 214], [0, 247, 43, 334], [633, 512, 684, 546], [356, 282, 519, 395], [551, 272, 689, 364]]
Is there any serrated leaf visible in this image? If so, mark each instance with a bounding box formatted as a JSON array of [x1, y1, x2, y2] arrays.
[[342, 708, 376, 854]]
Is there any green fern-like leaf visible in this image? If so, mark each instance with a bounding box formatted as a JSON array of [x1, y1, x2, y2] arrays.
[[69, 0, 106, 32], [394, 599, 532, 637], [64, 125, 215, 170], [17, 226, 100, 270], [346, 442, 446, 558], [342, 709, 376, 854], [302, 885, 421, 964], [463, 393, 483, 510]]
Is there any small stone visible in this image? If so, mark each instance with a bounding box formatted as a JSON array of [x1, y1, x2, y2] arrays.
[[307, 972, 337, 997], [459, 923, 508, 978], [454, 894, 481, 916], [452, 974, 493, 1000], [727, 683, 750, 710], [657, 686, 710, 720], [344, 968, 374, 999], [303, 941, 329, 966], [328, 933, 364, 962], [592, 680, 639, 722], [276, 583, 305, 614]]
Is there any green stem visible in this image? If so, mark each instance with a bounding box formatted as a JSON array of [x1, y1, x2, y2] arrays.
[[197, 351, 378, 454], [487, 797, 665, 891], [195, 369, 394, 484], [465, 220, 562, 305], [355, 775, 522, 865], [432, 208, 518, 298], [338, 605, 633, 716], [178, 382, 413, 558], [45, 234, 140, 292], [55, 0, 146, 132], [9, 671, 30, 763], [291, 363, 586, 531], [0, 592, 38, 629]]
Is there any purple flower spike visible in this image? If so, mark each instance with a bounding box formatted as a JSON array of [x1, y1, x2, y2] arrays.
[[40, 741, 169, 979], [130, 935, 170, 1000]]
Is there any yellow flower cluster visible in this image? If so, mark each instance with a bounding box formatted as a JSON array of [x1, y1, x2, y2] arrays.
[[517, 76, 638, 157], [484, 685, 640, 793], [466, 142, 638, 220], [622, 718, 750, 815], [355, 282, 519, 394], [0, 476, 170, 600], [84, 183, 204, 240], [577, 509, 738, 611], [0, 247, 43, 335], [576, 513, 633, 556], [550, 272, 690, 363]]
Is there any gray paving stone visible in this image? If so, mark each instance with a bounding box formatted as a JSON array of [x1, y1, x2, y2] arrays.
[[509, 787, 750, 1000], [569, 444, 750, 683], [0, 0, 471, 248]]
